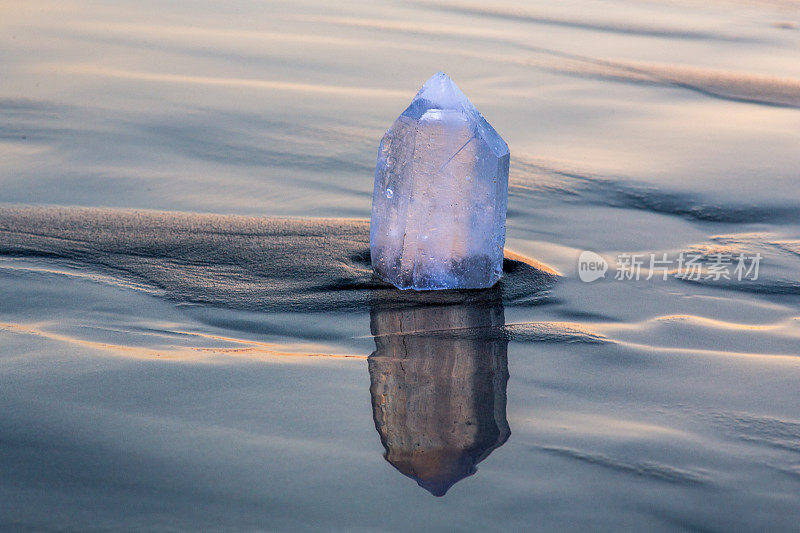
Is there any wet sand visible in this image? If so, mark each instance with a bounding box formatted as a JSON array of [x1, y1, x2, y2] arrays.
[[2, 0, 800, 530]]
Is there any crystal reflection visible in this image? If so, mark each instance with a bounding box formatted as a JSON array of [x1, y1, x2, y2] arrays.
[[368, 290, 510, 496]]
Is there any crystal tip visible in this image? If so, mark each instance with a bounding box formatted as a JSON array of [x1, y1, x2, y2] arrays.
[[413, 71, 472, 112]]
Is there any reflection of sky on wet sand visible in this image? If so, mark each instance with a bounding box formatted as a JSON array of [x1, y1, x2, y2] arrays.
[[3, 0, 800, 219], [2, 0, 800, 529]]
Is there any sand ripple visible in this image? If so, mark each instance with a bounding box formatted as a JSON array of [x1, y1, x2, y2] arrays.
[[0, 205, 557, 313]]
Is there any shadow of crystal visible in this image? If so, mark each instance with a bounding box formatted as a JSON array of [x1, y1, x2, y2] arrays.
[[368, 289, 510, 496]]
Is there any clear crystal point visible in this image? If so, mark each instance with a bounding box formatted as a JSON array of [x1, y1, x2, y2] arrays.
[[370, 72, 510, 290]]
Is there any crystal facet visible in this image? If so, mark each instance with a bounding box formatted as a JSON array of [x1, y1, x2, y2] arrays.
[[370, 72, 510, 290]]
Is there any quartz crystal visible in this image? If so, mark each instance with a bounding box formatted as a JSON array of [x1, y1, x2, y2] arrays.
[[370, 72, 510, 290]]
